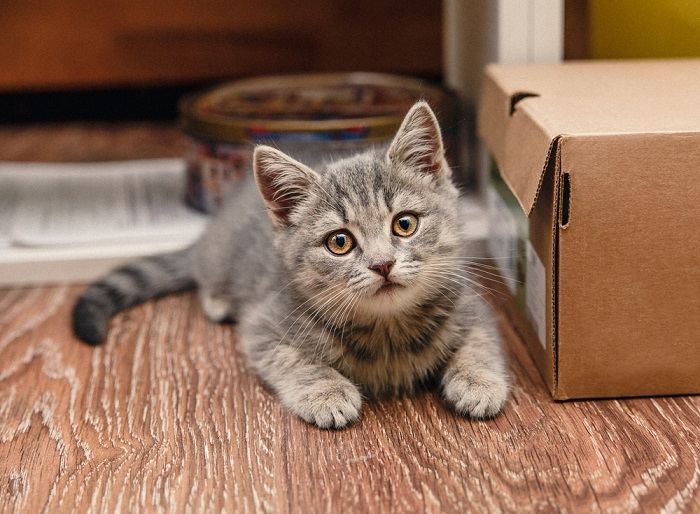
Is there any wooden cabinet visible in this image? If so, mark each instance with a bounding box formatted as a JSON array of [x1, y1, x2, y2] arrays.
[[0, 0, 442, 91]]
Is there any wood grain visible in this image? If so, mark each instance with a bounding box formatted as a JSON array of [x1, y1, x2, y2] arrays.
[[0, 286, 699, 513], [1, 124, 699, 512]]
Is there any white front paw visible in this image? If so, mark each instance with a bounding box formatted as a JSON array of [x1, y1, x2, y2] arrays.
[[200, 291, 231, 322], [442, 369, 509, 419], [288, 379, 362, 429]]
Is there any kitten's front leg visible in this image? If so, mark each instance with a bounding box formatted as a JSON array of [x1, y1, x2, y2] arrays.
[[260, 345, 362, 428], [442, 307, 510, 419], [242, 315, 362, 428]]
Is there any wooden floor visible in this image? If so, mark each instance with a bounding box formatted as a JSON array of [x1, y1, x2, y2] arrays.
[[1, 125, 699, 513]]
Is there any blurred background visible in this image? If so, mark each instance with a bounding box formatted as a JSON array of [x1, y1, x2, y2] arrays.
[[1, 0, 443, 123], [1, 0, 699, 285], [1, 0, 699, 124]]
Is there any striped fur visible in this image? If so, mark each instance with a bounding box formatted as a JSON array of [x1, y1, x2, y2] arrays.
[[72, 249, 194, 345], [72, 102, 510, 428]]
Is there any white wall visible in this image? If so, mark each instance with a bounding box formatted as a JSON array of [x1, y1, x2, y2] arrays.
[[444, 0, 564, 188]]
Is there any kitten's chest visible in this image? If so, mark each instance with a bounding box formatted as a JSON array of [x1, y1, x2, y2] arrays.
[[327, 313, 460, 395]]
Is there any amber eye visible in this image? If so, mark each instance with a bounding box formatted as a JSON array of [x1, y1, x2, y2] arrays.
[[326, 231, 355, 255], [392, 213, 419, 237]]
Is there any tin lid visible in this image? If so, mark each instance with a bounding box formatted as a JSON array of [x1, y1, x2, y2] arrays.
[[180, 73, 455, 142]]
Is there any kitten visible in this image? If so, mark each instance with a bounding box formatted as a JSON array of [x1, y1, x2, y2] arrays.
[[73, 102, 509, 428]]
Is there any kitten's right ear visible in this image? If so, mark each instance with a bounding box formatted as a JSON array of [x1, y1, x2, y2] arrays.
[[253, 145, 321, 228]]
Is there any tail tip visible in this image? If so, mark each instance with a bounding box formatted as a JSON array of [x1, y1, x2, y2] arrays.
[[72, 297, 108, 346]]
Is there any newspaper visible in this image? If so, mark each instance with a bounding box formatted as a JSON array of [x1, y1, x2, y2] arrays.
[[0, 159, 206, 247], [0, 158, 490, 286], [0, 159, 207, 285]]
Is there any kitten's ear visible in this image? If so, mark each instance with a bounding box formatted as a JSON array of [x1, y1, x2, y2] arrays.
[[387, 101, 445, 177], [253, 145, 321, 228]]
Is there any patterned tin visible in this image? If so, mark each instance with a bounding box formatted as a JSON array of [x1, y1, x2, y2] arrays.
[[179, 73, 458, 212]]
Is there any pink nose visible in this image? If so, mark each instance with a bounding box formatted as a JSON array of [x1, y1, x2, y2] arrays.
[[369, 260, 395, 278]]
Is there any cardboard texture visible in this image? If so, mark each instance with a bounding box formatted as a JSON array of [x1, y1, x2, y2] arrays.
[[478, 59, 700, 399]]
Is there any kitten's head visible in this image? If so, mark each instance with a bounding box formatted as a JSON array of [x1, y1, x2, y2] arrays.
[[253, 101, 463, 317]]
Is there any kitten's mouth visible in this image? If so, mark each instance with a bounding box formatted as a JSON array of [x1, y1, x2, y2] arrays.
[[374, 281, 404, 295]]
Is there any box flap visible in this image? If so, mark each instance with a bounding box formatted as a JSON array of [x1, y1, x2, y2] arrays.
[[478, 59, 700, 216]]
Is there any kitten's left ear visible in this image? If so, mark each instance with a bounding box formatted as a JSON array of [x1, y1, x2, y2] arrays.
[[387, 101, 446, 177]]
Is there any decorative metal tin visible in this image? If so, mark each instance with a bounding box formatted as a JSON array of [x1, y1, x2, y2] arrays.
[[180, 73, 458, 212]]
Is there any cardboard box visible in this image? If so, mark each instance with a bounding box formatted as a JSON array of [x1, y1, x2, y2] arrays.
[[478, 60, 700, 399]]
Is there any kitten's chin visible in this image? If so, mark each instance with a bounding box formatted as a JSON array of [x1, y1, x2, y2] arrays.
[[358, 283, 418, 316]]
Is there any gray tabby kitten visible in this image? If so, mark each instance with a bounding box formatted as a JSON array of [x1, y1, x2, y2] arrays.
[[73, 102, 509, 428]]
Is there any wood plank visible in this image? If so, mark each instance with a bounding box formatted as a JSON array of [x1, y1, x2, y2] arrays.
[[0, 285, 698, 513], [0, 124, 698, 512]]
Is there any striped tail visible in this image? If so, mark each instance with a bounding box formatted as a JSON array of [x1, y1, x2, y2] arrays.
[[72, 248, 195, 345]]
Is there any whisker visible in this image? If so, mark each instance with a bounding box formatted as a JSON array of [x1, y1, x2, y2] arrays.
[[349, 279, 374, 292], [419, 277, 459, 308], [347, 275, 368, 287], [427, 257, 505, 272], [422, 269, 508, 299], [442, 265, 517, 287], [336, 291, 364, 371], [436, 265, 517, 286], [276, 283, 343, 325], [314, 289, 360, 359], [325, 290, 361, 352], [287, 289, 349, 354], [275, 285, 345, 352], [422, 259, 520, 285], [310, 292, 355, 360]]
